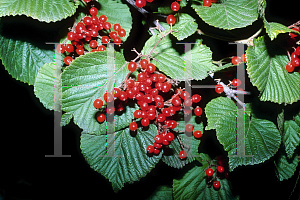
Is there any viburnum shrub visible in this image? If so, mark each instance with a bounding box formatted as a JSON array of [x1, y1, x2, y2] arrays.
[[1, 0, 300, 199]]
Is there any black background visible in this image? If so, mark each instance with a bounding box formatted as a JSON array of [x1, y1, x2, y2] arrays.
[[1, 0, 300, 199]]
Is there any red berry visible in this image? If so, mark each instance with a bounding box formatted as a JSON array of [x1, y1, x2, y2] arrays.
[[104, 92, 114, 103], [168, 120, 177, 129], [291, 57, 300, 67], [213, 180, 221, 190], [101, 36, 110, 44], [110, 31, 118, 40], [203, 0, 212, 7], [166, 14, 176, 25], [180, 91, 190, 100], [178, 150, 187, 160], [103, 22, 112, 30], [67, 32, 76, 41], [97, 113, 106, 123], [118, 28, 126, 37], [140, 59, 148, 69], [185, 124, 193, 132], [147, 112, 156, 120], [83, 16, 92, 25], [157, 114, 166, 123], [206, 168, 214, 177], [217, 166, 224, 173], [99, 15, 107, 23], [153, 148, 160, 155], [156, 101, 164, 108], [162, 139, 170, 146], [128, 61, 137, 72], [64, 56, 73, 65], [114, 88, 121, 98], [295, 47, 300, 56], [129, 122, 138, 131], [90, 7, 98, 16], [137, 72, 147, 82], [98, 45, 106, 51], [136, 0, 146, 8], [147, 145, 154, 153], [184, 98, 192, 107], [93, 99, 103, 109], [161, 82, 171, 93], [215, 84, 224, 94], [286, 62, 295, 72], [56, 44, 65, 54], [114, 36, 122, 45], [194, 107, 203, 116], [290, 27, 299, 38], [146, 63, 156, 73], [231, 56, 241, 65], [157, 74, 166, 82], [241, 54, 247, 62], [119, 91, 128, 101], [76, 47, 84, 55], [172, 97, 181, 106], [232, 78, 241, 87], [134, 110, 142, 118], [171, 1, 180, 11], [141, 118, 149, 126], [113, 23, 121, 31], [191, 94, 201, 103], [193, 130, 202, 139], [89, 40, 98, 48], [165, 132, 175, 142]]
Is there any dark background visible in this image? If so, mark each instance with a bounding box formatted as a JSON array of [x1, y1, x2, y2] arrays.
[[1, 0, 300, 199]]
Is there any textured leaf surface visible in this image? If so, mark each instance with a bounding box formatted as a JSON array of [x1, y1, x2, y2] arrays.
[[0, 0, 79, 22], [0, 33, 54, 85], [80, 124, 161, 192], [34, 63, 61, 111], [146, 185, 173, 200], [264, 19, 295, 40], [283, 111, 300, 158], [274, 150, 299, 181], [192, 0, 258, 30], [141, 36, 216, 81], [205, 97, 281, 171], [98, 0, 132, 41], [61, 51, 131, 134], [172, 14, 198, 41], [173, 154, 239, 200], [246, 36, 300, 104]]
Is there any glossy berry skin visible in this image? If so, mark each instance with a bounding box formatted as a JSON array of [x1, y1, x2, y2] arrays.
[[178, 150, 187, 160], [146, 63, 156, 73], [141, 118, 149, 126], [118, 28, 126, 37], [165, 132, 175, 142], [217, 166, 225, 173], [171, 2, 180, 11], [147, 145, 154, 153], [213, 181, 221, 190], [203, 0, 212, 7], [129, 122, 138, 131], [136, 0, 146, 7], [67, 32, 76, 41], [185, 124, 193, 132], [113, 23, 121, 31], [192, 94, 201, 103], [64, 56, 73, 65], [166, 14, 176, 25], [89, 40, 98, 48], [206, 168, 214, 177], [90, 7, 98, 16], [193, 130, 202, 139], [231, 56, 241, 65], [101, 36, 110, 44], [232, 78, 241, 87], [215, 84, 224, 94], [286, 62, 295, 72], [154, 135, 163, 144], [172, 97, 181, 106], [93, 99, 103, 109], [128, 61, 137, 72], [97, 113, 105, 123]]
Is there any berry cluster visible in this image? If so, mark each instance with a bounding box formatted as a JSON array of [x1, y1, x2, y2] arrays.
[[93, 58, 204, 158], [205, 155, 229, 190], [286, 26, 300, 73], [231, 54, 247, 66], [57, 5, 126, 66]]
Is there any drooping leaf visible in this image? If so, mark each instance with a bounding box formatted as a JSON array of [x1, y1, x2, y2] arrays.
[[274, 149, 299, 181], [80, 124, 161, 192], [205, 97, 281, 171], [263, 19, 295, 41], [246, 36, 300, 104], [61, 50, 131, 134], [172, 13, 198, 41], [0, 0, 79, 23], [192, 0, 258, 30], [34, 62, 61, 111], [0, 32, 54, 85], [146, 185, 173, 200], [283, 111, 300, 158], [98, 0, 132, 41], [173, 153, 239, 200], [141, 35, 216, 81]]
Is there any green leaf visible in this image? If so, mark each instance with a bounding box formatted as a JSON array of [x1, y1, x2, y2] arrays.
[[263, 18, 295, 40], [80, 124, 161, 192], [246, 36, 300, 104], [0, 33, 54, 85], [191, 0, 258, 30], [205, 97, 281, 171], [277, 109, 284, 135], [61, 112, 73, 126], [141, 35, 216, 81], [172, 14, 198, 41], [98, 0, 132, 41], [146, 185, 173, 200], [0, 0, 79, 23], [61, 50, 131, 134], [34, 62, 61, 111], [173, 154, 239, 200], [283, 111, 300, 158], [274, 149, 299, 181]]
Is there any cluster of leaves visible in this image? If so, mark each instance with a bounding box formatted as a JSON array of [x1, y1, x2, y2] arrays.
[[1, 0, 300, 199]]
